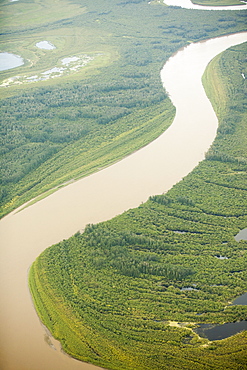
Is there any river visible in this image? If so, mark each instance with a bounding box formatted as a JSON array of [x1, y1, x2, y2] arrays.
[[0, 32, 246, 370], [163, 0, 247, 10]]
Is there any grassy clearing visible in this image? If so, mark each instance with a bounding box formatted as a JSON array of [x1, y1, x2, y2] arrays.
[[0, 0, 86, 31], [202, 54, 228, 117], [29, 42, 247, 370]]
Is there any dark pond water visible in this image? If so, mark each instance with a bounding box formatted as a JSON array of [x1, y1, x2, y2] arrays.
[[195, 292, 247, 340], [195, 321, 247, 341]]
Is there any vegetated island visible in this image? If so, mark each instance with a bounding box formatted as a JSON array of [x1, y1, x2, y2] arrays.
[[29, 42, 247, 370], [1, 0, 247, 218]]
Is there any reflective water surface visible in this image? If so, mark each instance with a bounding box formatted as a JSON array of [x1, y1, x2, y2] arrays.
[[0, 52, 24, 71], [163, 0, 247, 10], [195, 321, 247, 341], [195, 291, 247, 340], [234, 228, 247, 241], [0, 32, 246, 370], [36, 41, 56, 50]]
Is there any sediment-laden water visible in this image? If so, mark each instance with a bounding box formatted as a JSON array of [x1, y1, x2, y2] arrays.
[[0, 32, 246, 370]]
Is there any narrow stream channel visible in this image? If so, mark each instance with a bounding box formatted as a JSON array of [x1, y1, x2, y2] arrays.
[[0, 32, 246, 370]]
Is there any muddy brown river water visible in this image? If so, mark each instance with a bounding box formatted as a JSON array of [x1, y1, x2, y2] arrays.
[[0, 32, 246, 370]]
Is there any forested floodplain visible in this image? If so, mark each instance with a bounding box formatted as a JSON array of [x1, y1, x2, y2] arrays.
[[1, 0, 247, 217], [29, 43, 247, 370]]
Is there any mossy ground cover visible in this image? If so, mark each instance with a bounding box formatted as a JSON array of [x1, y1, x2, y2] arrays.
[[1, 0, 246, 217], [29, 42, 247, 369]]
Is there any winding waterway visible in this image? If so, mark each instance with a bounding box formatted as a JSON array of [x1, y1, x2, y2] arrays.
[[163, 0, 247, 10], [0, 32, 247, 370]]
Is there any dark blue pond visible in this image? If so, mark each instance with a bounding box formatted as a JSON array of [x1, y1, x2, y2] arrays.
[[194, 292, 247, 340], [195, 321, 247, 341]]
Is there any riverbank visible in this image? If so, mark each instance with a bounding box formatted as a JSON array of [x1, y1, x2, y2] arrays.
[[29, 39, 247, 370], [1, 0, 247, 219], [164, 0, 247, 9]]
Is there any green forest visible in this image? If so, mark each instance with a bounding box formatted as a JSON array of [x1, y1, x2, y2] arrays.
[[29, 41, 247, 369], [1, 0, 246, 217]]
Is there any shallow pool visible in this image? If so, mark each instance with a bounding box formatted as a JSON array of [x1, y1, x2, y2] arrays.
[[0, 52, 24, 71]]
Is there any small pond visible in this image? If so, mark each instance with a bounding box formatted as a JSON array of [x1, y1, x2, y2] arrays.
[[231, 292, 247, 306], [61, 56, 80, 65], [0, 54, 94, 87], [0, 52, 24, 71], [194, 321, 247, 341], [215, 255, 228, 260], [195, 292, 247, 340], [36, 41, 56, 50], [234, 228, 247, 242], [181, 285, 198, 291]]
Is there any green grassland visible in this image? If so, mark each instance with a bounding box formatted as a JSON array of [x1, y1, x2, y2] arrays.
[[1, 0, 247, 217], [29, 43, 247, 370]]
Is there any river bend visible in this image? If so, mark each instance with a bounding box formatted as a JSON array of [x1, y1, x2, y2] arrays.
[[163, 0, 247, 10], [0, 32, 247, 370]]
